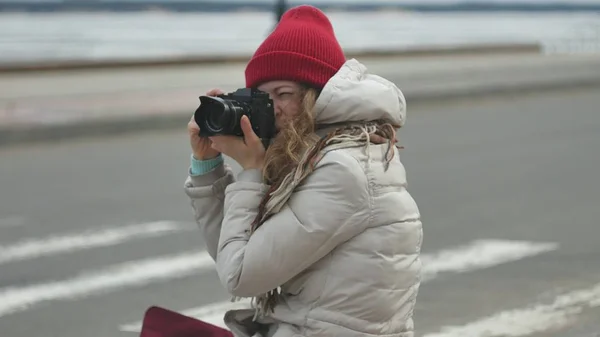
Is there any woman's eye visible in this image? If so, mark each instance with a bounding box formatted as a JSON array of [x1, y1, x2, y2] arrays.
[[278, 92, 292, 97]]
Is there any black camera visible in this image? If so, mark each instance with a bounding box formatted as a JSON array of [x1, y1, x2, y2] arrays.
[[194, 88, 276, 149]]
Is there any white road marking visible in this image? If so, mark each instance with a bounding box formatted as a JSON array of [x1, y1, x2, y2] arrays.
[[423, 282, 600, 337], [0, 221, 188, 265], [0, 250, 214, 317], [420, 239, 559, 281], [119, 239, 559, 332]]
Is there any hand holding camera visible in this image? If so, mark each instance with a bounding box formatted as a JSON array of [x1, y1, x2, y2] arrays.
[[210, 115, 266, 171], [192, 88, 277, 170], [188, 88, 224, 160]]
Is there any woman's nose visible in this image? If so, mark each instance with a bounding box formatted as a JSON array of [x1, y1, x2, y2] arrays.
[[273, 102, 283, 116]]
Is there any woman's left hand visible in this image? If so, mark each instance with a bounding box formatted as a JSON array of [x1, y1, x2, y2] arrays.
[[209, 116, 266, 171]]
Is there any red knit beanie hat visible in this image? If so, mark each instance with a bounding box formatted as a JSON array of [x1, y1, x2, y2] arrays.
[[245, 5, 346, 89]]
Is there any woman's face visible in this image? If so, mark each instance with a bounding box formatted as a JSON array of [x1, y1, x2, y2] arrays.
[[257, 80, 304, 131]]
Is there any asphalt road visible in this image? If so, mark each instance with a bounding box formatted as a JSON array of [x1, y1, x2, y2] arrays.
[[1, 86, 600, 337]]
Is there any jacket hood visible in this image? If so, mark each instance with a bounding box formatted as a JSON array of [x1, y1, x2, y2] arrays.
[[313, 58, 406, 128]]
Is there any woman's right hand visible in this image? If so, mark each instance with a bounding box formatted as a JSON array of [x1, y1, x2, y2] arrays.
[[188, 88, 224, 160]]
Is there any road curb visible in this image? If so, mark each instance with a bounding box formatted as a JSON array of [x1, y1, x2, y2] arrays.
[[0, 43, 541, 73], [1, 72, 599, 148], [405, 72, 600, 103]]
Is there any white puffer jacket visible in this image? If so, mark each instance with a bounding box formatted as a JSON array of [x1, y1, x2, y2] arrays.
[[184, 58, 423, 337]]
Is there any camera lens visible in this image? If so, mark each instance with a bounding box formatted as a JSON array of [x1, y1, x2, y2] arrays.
[[206, 107, 226, 132], [195, 95, 251, 137]]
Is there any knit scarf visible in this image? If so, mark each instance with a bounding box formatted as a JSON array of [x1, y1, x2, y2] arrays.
[[232, 120, 401, 320]]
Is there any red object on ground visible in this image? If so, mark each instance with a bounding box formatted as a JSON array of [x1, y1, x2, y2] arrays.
[[139, 306, 234, 337]]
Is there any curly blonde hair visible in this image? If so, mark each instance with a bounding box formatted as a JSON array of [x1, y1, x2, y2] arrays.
[[261, 86, 321, 187]]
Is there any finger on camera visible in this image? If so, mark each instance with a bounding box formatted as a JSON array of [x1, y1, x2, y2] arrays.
[[206, 88, 224, 96], [209, 141, 221, 152], [208, 137, 224, 152], [187, 121, 200, 134], [241, 116, 260, 145], [187, 117, 198, 128], [209, 135, 236, 151]]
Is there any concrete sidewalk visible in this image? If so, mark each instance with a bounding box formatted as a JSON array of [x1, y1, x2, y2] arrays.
[[1, 52, 600, 146]]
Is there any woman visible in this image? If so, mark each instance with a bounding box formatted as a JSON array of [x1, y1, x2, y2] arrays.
[[184, 5, 423, 337]]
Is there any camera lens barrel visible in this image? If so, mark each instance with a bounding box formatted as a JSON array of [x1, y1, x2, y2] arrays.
[[195, 96, 246, 137], [194, 88, 275, 146]]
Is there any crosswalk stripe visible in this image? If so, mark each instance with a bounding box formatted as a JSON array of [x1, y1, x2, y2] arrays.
[[0, 250, 213, 317], [0, 221, 188, 265], [422, 281, 600, 337], [420, 239, 558, 281], [119, 239, 559, 332]]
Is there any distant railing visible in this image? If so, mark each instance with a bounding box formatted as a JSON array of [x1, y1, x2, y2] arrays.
[[543, 20, 600, 54]]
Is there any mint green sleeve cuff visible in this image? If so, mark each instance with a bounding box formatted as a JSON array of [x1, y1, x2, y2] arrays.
[[190, 154, 224, 176]]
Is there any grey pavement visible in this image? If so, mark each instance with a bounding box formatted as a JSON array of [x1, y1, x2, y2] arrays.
[[0, 85, 599, 337], [1, 53, 600, 146]]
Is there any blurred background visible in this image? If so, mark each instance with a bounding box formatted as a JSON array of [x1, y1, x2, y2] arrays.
[[1, 1, 600, 337], [1, 0, 600, 62]]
